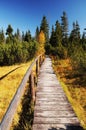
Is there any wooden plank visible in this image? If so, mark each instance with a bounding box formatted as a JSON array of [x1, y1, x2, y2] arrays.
[[34, 110, 76, 117], [34, 117, 80, 124], [36, 100, 71, 105], [34, 105, 73, 111], [36, 93, 66, 98], [36, 95, 67, 102]]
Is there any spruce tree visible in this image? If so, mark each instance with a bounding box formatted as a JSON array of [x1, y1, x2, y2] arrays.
[[0, 29, 5, 44], [81, 31, 86, 50], [35, 26, 39, 41], [50, 25, 56, 47], [75, 21, 80, 40], [50, 21, 62, 47], [40, 16, 49, 42], [14, 28, 21, 41], [55, 20, 62, 47], [24, 30, 31, 42], [61, 11, 69, 46], [69, 21, 80, 44], [6, 24, 13, 37], [6, 24, 13, 43]]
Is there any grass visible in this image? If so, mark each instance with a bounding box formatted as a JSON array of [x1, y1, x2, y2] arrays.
[[52, 58, 86, 130], [0, 60, 33, 122]]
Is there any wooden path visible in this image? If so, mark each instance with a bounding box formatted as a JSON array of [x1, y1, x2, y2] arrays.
[[33, 57, 83, 130]]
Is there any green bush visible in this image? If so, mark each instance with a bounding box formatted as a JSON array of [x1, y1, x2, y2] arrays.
[[71, 46, 86, 71], [0, 40, 38, 66]]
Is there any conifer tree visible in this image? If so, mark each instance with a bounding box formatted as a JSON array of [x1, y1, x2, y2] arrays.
[[50, 21, 62, 47], [40, 16, 49, 42], [6, 24, 13, 37], [55, 20, 62, 47], [0, 29, 5, 44], [61, 11, 69, 46], [24, 30, 31, 42], [61, 11, 68, 37], [75, 21, 80, 40], [50, 25, 56, 47], [35, 26, 39, 41], [69, 21, 80, 44], [81, 30, 86, 50], [6, 24, 13, 43], [14, 28, 21, 41]]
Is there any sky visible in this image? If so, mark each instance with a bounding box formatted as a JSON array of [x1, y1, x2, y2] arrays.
[[0, 0, 86, 36]]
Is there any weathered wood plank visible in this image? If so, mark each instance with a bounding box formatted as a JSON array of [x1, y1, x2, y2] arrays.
[[36, 93, 66, 98], [34, 110, 76, 117], [34, 117, 80, 124], [36, 97, 68, 101], [36, 100, 71, 105], [34, 105, 73, 111]]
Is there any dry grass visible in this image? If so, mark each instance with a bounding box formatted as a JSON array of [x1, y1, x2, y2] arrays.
[[53, 58, 86, 130], [0, 60, 33, 122]]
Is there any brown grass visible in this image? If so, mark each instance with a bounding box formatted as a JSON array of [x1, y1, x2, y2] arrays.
[[53, 58, 86, 130], [0, 60, 33, 122]]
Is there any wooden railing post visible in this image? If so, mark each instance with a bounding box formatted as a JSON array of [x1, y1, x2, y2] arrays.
[[36, 59, 39, 76], [39, 56, 42, 66], [29, 71, 35, 102]]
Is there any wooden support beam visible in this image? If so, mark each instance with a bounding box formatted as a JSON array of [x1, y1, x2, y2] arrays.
[[29, 71, 35, 103]]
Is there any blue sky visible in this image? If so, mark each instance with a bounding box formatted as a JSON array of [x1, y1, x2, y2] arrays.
[[0, 0, 86, 36]]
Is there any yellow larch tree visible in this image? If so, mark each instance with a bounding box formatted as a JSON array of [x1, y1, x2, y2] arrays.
[[37, 30, 45, 54]]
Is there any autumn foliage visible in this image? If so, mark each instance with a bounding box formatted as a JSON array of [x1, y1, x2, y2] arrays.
[[37, 30, 45, 54]]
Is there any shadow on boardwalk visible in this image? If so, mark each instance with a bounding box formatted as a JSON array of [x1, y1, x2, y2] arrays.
[[48, 125, 83, 130]]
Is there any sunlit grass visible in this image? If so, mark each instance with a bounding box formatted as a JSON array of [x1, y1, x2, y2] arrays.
[[53, 58, 86, 130], [0, 60, 33, 122]]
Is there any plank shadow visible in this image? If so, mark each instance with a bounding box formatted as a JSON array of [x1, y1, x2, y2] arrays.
[[48, 125, 84, 130]]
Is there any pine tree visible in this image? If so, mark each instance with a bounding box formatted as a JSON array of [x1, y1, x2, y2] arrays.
[[40, 16, 49, 42], [14, 28, 21, 41], [6, 24, 13, 37], [69, 21, 80, 44], [6, 24, 13, 43], [75, 21, 80, 39], [61, 11, 69, 46], [81, 31, 86, 50], [0, 29, 5, 44], [24, 30, 31, 42], [35, 26, 39, 41], [50, 21, 62, 47], [55, 20, 62, 47], [16, 28, 21, 40], [50, 25, 56, 47]]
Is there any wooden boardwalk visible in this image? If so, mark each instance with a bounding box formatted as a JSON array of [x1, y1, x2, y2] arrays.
[[33, 57, 83, 130]]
